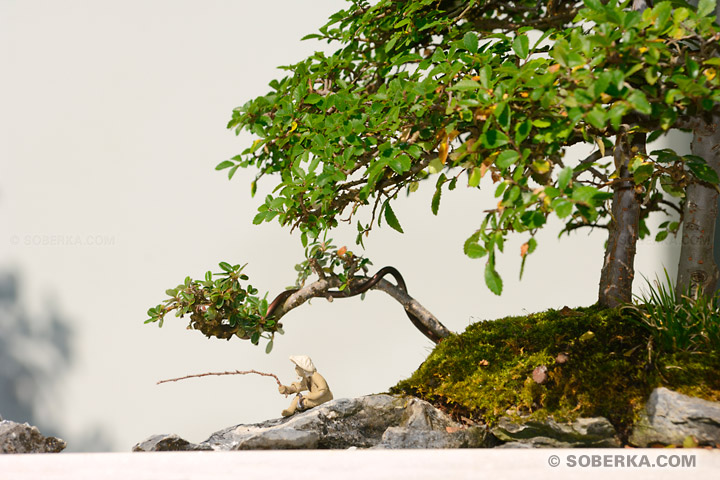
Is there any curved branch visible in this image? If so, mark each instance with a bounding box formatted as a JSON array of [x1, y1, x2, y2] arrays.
[[369, 277, 452, 342], [266, 267, 451, 344], [271, 276, 343, 319]]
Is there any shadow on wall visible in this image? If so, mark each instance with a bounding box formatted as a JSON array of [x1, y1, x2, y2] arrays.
[[0, 271, 114, 452]]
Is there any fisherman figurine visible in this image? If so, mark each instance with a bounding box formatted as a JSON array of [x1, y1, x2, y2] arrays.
[[278, 355, 333, 417]]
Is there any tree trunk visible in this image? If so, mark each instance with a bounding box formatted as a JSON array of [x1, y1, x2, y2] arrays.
[[598, 133, 644, 308], [676, 114, 720, 298], [595, 0, 651, 308]]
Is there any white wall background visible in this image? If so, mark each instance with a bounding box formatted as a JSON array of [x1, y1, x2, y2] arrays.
[[0, 0, 682, 451]]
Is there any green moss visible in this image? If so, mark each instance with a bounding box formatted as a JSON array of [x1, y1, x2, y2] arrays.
[[391, 306, 720, 439]]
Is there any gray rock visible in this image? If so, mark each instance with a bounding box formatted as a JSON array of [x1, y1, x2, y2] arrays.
[[374, 396, 489, 449], [629, 387, 720, 447], [132, 434, 210, 452], [491, 416, 620, 448], [0, 419, 66, 453], [133, 394, 492, 451], [378, 426, 488, 449], [231, 428, 320, 450]]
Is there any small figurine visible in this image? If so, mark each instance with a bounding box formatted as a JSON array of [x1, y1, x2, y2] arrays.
[[278, 355, 333, 417]]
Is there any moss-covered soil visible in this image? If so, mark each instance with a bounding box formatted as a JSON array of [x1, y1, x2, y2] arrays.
[[391, 305, 720, 441]]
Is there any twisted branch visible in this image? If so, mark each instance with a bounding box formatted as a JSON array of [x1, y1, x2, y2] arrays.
[[265, 266, 451, 343]]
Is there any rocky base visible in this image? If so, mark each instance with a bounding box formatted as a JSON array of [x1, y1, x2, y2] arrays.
[[134, 388, 720, 451], [0, 419, 67, 454], [134, 395, 494, 451]]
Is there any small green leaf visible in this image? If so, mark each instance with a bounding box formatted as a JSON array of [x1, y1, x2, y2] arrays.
[[468, 167, 482, 188], [627, 91, 652, 115], [688, 160, 720, 184], [253, 212, 266, 225], [632, 162, 654, 184], [383, 202, 404, 233], [431, 184, 442, 216], [553, 198, 573, 218], [583, 0, 604, 11], [512, 34, 529, 59], [586, 108, 607, 129], [304, 93, 323, 105], [515, 120, 532, 144], [496, 150, 519, 170], [265, 340, 274, 354], [385, 35, 399, 53], [655, 230, 668, 242], [572, 186, 601, 205], [479, 65, 492, 88], [485, 262, 503, 295], [558, 166, 573, 190], [647, 130, 665, 144], [450, 79, 482, 91], [219, 262, 233, 272], [465, 243, 487, 259], [389, 154, 411, 174], [463, 32, 479, 53], [482, 129, 509, 149], [215, 160, 234, 170], [698, 0, 717, 17], [527, 237, 538, 255], [428, 157, 445, 174]]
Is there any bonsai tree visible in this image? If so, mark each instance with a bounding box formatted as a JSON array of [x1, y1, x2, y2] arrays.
[[146, 0, 720, 350]]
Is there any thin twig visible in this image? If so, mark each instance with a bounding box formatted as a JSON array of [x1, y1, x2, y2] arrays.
[[157, 369, 283, 386]]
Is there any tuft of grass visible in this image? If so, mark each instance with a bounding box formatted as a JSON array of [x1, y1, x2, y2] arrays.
[[391, 305, 720, 441], [623, 270, 720, 354]]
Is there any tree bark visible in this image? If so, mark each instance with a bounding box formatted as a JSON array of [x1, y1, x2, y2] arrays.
[[267, 268, 451, 343], [598, 133, 644, 307], [676, 114, 720, 297], [371, 277, 452, 340], [675, 1, 720, 296]]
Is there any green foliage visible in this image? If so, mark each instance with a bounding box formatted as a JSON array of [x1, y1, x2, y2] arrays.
[[391, 306, 720, 435], [220, 0, 720, 295], [145, 263, 279, 348], [146, 238, 374, 348], [293, 236, 373, 290], [623, 270, 720, 353]]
